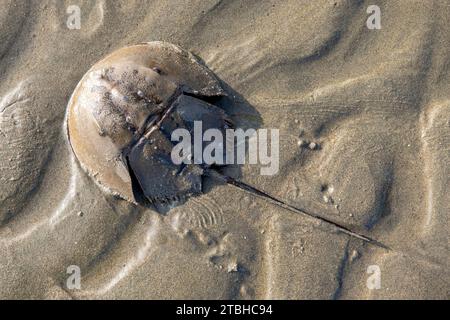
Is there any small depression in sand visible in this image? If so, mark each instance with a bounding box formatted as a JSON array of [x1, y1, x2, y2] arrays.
[[67, 41, 233, 206]]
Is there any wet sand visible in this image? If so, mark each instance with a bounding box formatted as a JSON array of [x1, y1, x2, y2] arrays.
[[0, 0, 449, 299]]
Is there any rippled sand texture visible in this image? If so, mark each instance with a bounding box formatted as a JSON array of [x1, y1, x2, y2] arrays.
[[0, 0, 449, 299]]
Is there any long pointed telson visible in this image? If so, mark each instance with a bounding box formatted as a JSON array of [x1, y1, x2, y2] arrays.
[[204, 169, 391, 250]]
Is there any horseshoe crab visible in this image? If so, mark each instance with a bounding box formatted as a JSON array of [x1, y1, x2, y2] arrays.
[[65, 42, 382, 247], [66, 41, 231, 204]]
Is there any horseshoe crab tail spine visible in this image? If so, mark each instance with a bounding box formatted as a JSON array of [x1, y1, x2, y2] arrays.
[[204, 168, 391, 250]]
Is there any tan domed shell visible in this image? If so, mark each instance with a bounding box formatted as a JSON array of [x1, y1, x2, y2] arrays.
[[67, 42, 225, 203]]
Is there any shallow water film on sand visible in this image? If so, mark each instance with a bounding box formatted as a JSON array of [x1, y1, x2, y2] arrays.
[[0, 1, 449, 300]]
